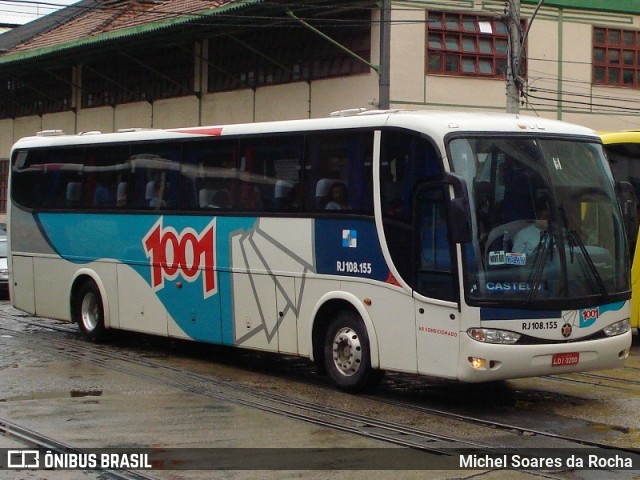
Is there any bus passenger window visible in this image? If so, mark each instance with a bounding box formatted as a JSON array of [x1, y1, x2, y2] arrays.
[[130, 143, 180, 210], [182, 139, 238, 211], [304, 131, 373, 214], [238, 135, 303, 213], [83, 145, 130, 210]]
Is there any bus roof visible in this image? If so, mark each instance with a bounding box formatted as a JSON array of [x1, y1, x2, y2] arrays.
[[599, 130, 640, 145], [11, 110, 600, 151]]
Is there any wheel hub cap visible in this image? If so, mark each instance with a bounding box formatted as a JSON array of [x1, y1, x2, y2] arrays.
[[81, 292, 99, 331], [332, 327, 362, 377]]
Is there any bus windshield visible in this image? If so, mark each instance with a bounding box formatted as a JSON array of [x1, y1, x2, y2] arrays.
[[449, 136, 630, 307]]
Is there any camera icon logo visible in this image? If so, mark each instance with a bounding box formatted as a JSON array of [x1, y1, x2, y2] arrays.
[[7, 450, 40, 468]]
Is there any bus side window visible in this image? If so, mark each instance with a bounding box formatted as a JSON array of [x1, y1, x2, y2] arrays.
[[83, 145, 130, 210], [304, 131, 373, 214], [238, 136, 303, 213], [183, 139, 239, 211], [12, 150, 43, 209], [130, 144, 181, 210], [43, 148, 85, 209]]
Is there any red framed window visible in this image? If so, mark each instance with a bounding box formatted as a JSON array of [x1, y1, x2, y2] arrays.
[[593, 27, 640, 88], [426, 11, 520, 78]]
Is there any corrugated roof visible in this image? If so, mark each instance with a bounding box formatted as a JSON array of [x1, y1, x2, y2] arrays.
[[0, 0, 261, 65], [0, 0, 99, 52]]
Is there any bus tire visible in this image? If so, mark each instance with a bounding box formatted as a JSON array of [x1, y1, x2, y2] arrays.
[[323, 310, 380, 392], [73, 280, 107, 342]]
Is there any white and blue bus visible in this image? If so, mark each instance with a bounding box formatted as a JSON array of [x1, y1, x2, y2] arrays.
[[8, 110, 633, 391]]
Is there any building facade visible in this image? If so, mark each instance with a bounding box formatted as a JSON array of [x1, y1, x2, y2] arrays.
[[1, 0, 640, 219]]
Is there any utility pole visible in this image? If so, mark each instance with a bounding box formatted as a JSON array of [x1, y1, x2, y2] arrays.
[[379, 0, 391, 110], [506, 0, 521, 114]]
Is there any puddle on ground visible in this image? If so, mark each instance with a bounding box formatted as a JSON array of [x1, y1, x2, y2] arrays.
[[0, 390, 103, 401], [70, 389, 102, 398]]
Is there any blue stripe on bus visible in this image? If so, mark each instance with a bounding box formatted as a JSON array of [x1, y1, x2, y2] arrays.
[[481, 301, 625, 323], [37, 213, 257, 345]]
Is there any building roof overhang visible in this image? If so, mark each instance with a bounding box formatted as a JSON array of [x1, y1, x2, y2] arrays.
[[0, 0, 267, 69]]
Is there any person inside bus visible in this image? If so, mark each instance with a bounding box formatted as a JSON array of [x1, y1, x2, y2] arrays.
[[325, 182, 350, 210], [93, 173, 115, 208], [149, 181, 167, 208], [116, 182, 127, 208], [513, 196, 551, 255]]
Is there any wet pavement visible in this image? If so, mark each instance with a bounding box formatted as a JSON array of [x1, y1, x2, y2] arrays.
[[0, 301, 638, 479]]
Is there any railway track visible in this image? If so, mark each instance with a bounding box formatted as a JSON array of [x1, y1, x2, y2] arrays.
[[542, 370, 640, 391], [1, 310, 639, 477], [0, 417, 157, 480], [0, 318, 491, 454]]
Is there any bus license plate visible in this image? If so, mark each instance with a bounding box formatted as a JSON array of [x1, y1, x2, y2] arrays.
[[552, 352, 580, 366]]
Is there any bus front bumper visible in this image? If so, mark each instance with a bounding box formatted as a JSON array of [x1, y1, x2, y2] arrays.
[[456, 330, 632, 383]]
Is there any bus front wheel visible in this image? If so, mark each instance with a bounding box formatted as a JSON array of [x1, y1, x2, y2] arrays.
[[323, 310, 380, 392], [73, 281, 107, 342]]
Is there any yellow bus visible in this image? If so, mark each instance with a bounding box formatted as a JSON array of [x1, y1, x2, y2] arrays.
[[601, 131, 640, 333]]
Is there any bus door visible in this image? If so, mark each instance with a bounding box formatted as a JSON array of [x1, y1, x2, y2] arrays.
[[380, 130, 460, 377], [412, 184, 460, 378]]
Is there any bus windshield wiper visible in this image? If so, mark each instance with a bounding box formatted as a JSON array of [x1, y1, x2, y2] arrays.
[[565, 227, 608, 297], [558, 205, 608, 297]]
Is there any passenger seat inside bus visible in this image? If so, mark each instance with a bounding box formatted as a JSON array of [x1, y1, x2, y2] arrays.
[[200, 188, 231, 209], [274, 180, 294, 209], [315, 178, 334, 209], [199, 188, 215, 208], [66, 181, 82, 208]]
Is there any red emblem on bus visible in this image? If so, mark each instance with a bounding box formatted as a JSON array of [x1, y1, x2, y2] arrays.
[[143, 218, 217, 298]]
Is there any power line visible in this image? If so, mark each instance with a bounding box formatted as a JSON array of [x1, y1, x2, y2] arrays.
[[0, 0, 511, 27], [4, 0, 640, 117], [524, 91, 640, 114]]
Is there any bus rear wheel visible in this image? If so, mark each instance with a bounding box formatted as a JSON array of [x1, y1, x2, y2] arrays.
[[73, 280, 107, 342], [323, 310, 380, 392]]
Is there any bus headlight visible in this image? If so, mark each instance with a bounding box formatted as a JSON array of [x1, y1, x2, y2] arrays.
[[467, 328, 520, 344], [603, 319, 630, 337]]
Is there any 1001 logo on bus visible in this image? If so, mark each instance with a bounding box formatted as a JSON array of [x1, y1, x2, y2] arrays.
[[580, 307, 599, 327], [143, 218, 217, 298]]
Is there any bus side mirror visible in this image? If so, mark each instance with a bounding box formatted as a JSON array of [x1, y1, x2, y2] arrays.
[[616, 180, 638, 249], [445, 173, 472, 244]]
